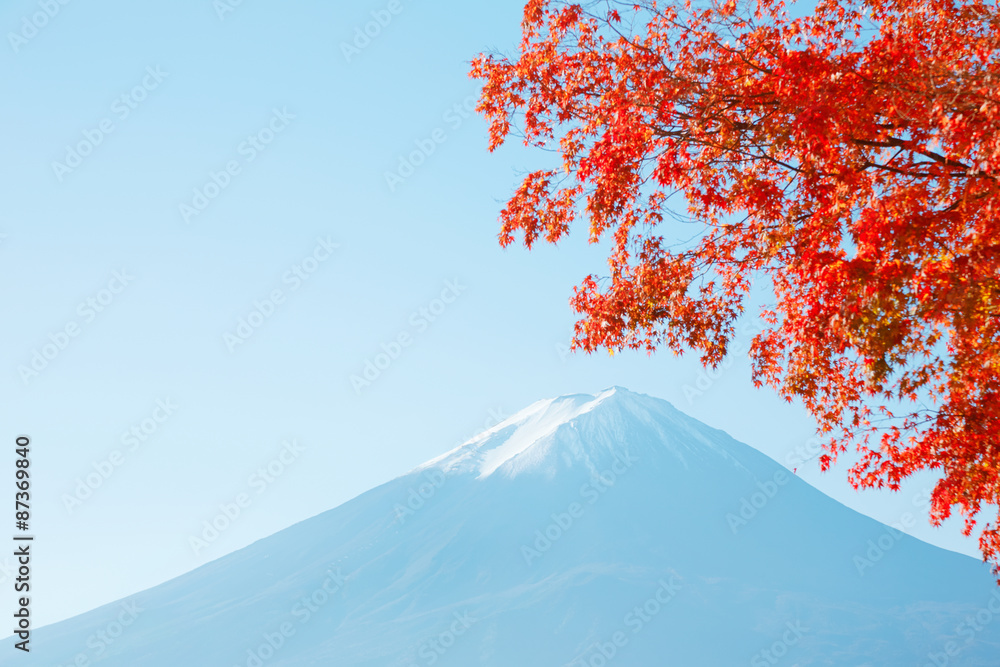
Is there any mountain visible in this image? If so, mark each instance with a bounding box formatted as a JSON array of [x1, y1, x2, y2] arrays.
[[8, 387, 1000, 665]]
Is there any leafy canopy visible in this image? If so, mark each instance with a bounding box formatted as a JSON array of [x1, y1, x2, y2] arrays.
[[471, 0, 1000, 573]]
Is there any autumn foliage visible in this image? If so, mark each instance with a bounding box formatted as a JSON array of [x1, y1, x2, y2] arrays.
[[471, 0, 1000, 573]]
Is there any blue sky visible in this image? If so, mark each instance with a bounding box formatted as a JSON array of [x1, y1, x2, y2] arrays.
[[0, 0, 982, 629]]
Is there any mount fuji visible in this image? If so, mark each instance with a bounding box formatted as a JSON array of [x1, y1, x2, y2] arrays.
[[8, 387, 1000, 665]]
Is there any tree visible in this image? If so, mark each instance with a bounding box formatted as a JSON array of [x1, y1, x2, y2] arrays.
[[471, 0, 1000, 575]]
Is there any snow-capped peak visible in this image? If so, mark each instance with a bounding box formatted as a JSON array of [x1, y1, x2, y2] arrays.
[[415, 386, 734, 480], [415, 387, 628, 478], [14, 386, 999, 666]]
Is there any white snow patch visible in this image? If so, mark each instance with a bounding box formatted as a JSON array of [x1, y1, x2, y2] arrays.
[[416, 388, 625, 479]]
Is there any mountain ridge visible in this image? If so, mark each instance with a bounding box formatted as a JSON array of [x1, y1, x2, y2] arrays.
[[7, 387, 1000, 666]]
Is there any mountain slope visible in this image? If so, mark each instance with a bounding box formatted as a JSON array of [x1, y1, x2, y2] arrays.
[[10, 387, 1000, 666]]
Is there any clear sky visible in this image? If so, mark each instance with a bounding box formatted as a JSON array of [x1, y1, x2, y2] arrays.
[[0, 0, 983, 629]]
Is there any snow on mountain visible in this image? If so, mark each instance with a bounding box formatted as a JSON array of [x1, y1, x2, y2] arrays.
[[8, 387, 1000, 666], [422, 387, 749, 480]]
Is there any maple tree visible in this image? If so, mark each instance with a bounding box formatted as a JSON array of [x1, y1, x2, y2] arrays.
[[471, 0, 1000, 574]]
